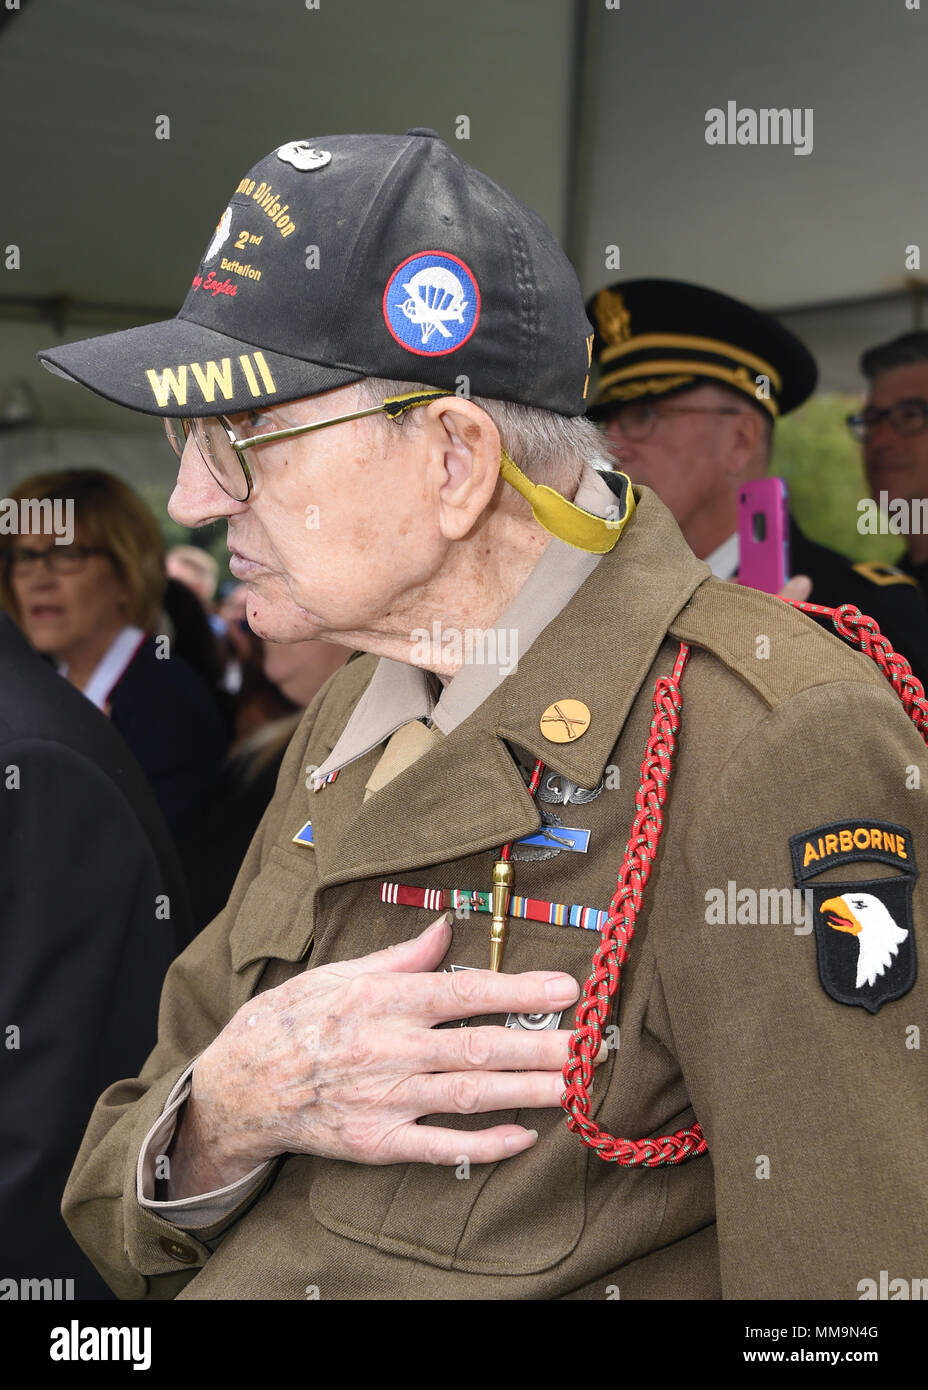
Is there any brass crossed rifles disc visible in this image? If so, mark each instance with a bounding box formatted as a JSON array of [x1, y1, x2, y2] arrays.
[[539, 699, 591, 743]]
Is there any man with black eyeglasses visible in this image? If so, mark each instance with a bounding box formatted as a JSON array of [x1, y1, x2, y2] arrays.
[[852, 330, 928, 602]]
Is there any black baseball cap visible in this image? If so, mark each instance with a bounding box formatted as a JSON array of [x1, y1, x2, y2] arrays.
[[38, 130, 595, 418], [585, 278, 818, 420]]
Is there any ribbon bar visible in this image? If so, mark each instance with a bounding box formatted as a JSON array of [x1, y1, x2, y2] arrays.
[[380, 882, 608, 932]]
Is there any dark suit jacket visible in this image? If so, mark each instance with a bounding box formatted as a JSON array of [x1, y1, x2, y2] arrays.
[[109, 636, 228, 843], [0, 615, 190, 1298], [790, 517, 928, 692]]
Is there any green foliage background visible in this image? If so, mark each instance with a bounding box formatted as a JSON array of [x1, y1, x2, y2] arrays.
[[770, 394, 904, 564]]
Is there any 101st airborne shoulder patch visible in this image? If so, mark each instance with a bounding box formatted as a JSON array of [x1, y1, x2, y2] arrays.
[[789, 820, 918, 1013]]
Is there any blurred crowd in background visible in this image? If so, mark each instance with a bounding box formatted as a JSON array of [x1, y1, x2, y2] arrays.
[[0, 468, 352, 942]]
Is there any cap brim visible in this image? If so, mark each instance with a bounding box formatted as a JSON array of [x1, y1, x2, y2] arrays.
[[38, 317, 363, 417]]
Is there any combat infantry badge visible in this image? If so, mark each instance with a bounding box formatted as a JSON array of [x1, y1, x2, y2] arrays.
[[790, 820, 918, 1013]]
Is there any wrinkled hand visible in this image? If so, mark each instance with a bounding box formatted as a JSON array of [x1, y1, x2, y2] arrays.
[[167, 915, 592, 1197]]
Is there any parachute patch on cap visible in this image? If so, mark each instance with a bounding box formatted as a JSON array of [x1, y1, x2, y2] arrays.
[[275, 141, 332, 171], [790, 820, 918, 1013], [383, 251, 480, 356]]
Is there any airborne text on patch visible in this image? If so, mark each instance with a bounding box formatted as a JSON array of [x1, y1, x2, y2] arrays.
[[791, 820, 915, 882], [802, 826, 908, 869]]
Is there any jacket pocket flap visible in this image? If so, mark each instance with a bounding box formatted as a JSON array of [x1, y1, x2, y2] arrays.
[[229, 845, 318, 972]]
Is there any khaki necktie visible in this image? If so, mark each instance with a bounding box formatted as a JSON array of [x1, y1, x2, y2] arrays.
[[363, 718, 445, 802]]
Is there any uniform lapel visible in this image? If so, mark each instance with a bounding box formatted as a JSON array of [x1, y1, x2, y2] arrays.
[[313, 698, 538, 889]]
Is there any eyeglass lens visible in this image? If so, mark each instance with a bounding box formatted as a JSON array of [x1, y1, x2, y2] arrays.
[[10, 545, 99, 574], [608, 403, 656, 441], [850, 401, 928, 440], [164, 417, 249, 499]]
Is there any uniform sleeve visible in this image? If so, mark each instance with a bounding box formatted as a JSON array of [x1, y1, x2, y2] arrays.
[[657, 677, 928, 1299], [61, 704, 317, 1299], [135, 1059, 275, 1229]]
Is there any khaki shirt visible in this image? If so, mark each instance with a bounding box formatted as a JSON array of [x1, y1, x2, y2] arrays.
[[62, 482, 928, 1299]]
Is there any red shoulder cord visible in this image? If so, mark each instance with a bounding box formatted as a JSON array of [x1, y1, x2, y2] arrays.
[[559, 599, 928, 1165]]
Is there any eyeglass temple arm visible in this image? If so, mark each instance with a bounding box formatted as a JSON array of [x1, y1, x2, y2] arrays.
[[232, 403, 386, 451], [232, 390, 449, 452], [382, 390, 448, 417]]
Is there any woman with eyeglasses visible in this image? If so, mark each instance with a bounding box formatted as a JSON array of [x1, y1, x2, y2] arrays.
[[1, 468, 227, 844]]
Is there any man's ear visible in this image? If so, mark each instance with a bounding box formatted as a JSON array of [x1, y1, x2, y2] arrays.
[[726, 401, 768, 478], [424, 397, 502, 541]]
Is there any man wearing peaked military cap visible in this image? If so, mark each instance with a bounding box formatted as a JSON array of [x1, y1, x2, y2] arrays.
[[587, 278, 928, 687], [588, 277, 817, 421], [43, 134, 927, 1301]]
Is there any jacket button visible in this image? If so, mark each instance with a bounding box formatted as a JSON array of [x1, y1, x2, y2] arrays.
[[158, 1236, 198, 1265]]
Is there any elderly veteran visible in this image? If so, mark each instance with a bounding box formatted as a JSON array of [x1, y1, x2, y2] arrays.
[[41, 131, 927, 1300]]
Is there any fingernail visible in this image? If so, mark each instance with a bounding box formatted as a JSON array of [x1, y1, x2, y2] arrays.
[[428, 911, 453, 931], [505, 1129, 538, 1154], [545, 975, 579, 1004], [594, 1042, 608, 1066]]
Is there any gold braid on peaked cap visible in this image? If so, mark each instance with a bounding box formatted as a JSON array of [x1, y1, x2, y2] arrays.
[[383, 391, 634, 554], [585, 279, 818, 421]]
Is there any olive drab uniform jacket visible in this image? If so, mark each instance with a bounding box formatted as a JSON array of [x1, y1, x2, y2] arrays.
[[61, 482, 928, 1300]]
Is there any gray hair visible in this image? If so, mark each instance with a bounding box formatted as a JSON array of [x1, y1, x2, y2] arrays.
[[353, 376, 614, 494]]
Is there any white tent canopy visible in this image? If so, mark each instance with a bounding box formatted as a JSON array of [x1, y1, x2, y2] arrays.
[[1, 0, 924, 461]]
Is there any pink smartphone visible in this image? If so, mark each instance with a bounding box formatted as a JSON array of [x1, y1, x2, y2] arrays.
[[737, 477, 790, 593]]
